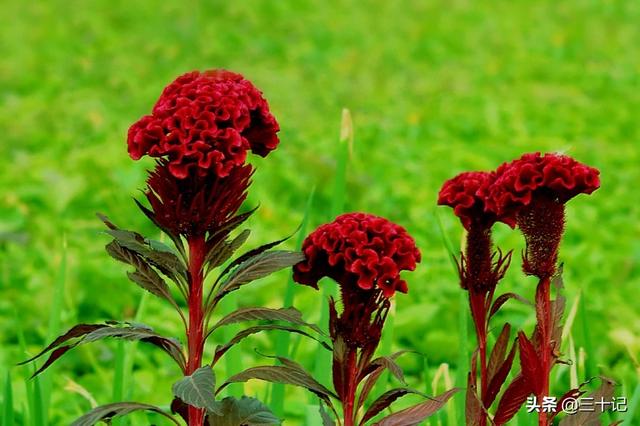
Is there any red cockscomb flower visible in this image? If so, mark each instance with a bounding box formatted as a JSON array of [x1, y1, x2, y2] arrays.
[[488, 152, 600, 278], [486, 152, 600, 223], [128, 70, 279, 179], [438, 171, 503, 230], [293, 212, 421, 298]]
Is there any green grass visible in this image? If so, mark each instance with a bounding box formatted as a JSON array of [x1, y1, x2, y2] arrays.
[[1, 1, 639, 424]]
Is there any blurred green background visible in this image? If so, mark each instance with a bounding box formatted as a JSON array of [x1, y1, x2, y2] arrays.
[[1, 0, 639, 424]]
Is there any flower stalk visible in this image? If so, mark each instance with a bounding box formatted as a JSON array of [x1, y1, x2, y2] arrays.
[[186, 235, 207, 426]]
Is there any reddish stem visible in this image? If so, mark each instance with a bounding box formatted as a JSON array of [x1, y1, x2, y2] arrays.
[[342, 348, 359, 426], [187, 235, 206, 426], [537, 277, 552, 426], [469, 291, 488, 426]]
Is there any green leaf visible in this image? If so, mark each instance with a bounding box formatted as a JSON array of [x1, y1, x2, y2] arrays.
[[372, 388, 459, 426], [210, 306, 322, 334], [2, 371, 14, 426], [70, 402, 179, 426], [213, 251, 304, 302], [207, 396, 280, 425], [172, 366, 220, 414]]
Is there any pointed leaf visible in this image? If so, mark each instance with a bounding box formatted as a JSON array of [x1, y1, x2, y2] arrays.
[[485, 337, 518, 407], [551, 387, 584, 421], [205, 229, 251, 273], [372, 388, 459, 426], [218, 233, 295, 281], [218, 363, 338, 406], [21, 322, 185, 376], [359, 355, 407, 386], [19, 324, 105, 365], [70, 402, 179, 426], [211, 306, 321, 334], [213, 251, 305, 302], [518, 331, 542, 395], [319, 402, 336, 426], [205, 207, 258, 248], [360, 388, 425, 425], [493, 374, 532, 426], [559, 377, 616, 426], [106, 233, 186, 284], [465, 372, 483, 426], [489, 293, 532, 319], [172, 366, 220, 414], [207, 396, 280, 425], [212, 324, 330, 365], [356, 351, 410, 410], [487, 323, 511, 382], [106, 241, 180, 306]]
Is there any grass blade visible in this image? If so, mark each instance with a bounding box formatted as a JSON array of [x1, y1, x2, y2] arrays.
[[312, 109, 352, 393], [2, 371, 14, 426], [436, 209, 463, 426], [270, 187, 315, 417], [38, 235, 67, 426], [624, 381, 640, 424]]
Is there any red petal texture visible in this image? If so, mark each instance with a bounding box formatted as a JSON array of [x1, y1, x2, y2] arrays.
[[293, 212, 421, 298], [486, 152, 600, 222], [128, 70, 279, 179], [438, 171, 502, 230]]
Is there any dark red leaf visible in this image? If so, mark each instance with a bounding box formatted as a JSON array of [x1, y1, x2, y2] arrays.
[[211, 324, 330, 365], [489, 293, 532, 319], [71, 402, 179, 426], [216, 363, 338, 407], [356, 351, 409, 410], [372, 388, 459, 426], [517, 332, 542, 395], [484, 337, 517, 408], [465, 372, 483, 426], [18, 324, 105, 366], [493, 374, 532, 426], [558, 377, 617, 426], [216, 231, 295, 283], [487, 323, 511, 382], [360, 388, 424, 425]]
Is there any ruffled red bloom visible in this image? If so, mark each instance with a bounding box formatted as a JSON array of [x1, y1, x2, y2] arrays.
[[486, 152, 600, 224], [128, 70, 279, 179], [438, 171, 502, 230], [293, 212, 421, 298], [488, 152, 600, 278]]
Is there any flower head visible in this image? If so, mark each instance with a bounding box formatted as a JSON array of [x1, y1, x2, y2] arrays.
[[486, 152, 600, 223], [438, 171, 502, 230], [128, 70, 279, 179], [487, 152, 600, 278], [293, 212, 421, 298]]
